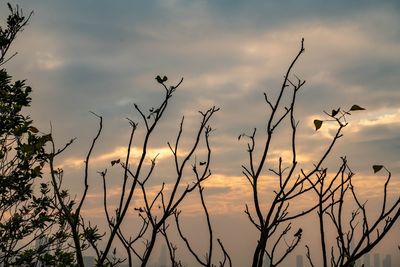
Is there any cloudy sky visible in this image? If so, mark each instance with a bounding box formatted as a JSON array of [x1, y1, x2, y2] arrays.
[[2, 0, 400, 266]]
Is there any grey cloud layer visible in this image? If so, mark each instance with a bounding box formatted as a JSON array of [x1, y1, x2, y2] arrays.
[[2, 0, 399, 183]]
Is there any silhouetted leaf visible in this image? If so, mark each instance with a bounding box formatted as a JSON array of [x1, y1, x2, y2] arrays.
[[134, 207, 144, 212], [350, 105, 365, 111], [111, 159, 120, 166], [42, 134, 52, 142], [29, 126, 39, 133], [373, 165, 384, 173], [200, 161, 206, 166], [314, 120, 323, 131], [162, 75, 168, 82], [155, 75, 163, 84], [32, 166, 41, 178], [331, 108, 340, 117], [294, 228, 303, 237], [238, 135, 241, 140]]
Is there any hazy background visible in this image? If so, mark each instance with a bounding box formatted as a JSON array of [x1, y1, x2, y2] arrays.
[[1, 0, 399, 266]]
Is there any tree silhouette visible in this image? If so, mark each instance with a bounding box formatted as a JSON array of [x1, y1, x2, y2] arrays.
[[239, 39, 399, 267], [0, 4, 73, 266], [48, 76, 231, 266]]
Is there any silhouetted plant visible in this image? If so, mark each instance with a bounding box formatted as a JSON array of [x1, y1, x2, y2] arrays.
[[0, 3, 73, 266], [304, 109, 400, 267], [240, 39, 316, 267], [239, 39, 399, 267], [48, 75, 231, 266], [172, 129, 232, 267]]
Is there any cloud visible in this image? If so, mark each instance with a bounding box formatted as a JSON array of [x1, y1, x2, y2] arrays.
[[358, 108, 400, 127], [57, 146, 175, 169], [34, 51, 64, 70]]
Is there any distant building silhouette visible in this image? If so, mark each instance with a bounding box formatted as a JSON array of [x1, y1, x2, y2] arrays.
[[349, 239, 361, 266], [374, 253, 381, 267], [35, 236, 49, 267], [363, 253, 371, 267], [35, 236, 49, 251], [262, 254, 271, 267], [83, 256, 95, 267], [159, 245, 167, 267], [0, 251, 4, 267], [356, 259, 361, 266], [296, 255, 303, 267], [382, 255, 392, 267]]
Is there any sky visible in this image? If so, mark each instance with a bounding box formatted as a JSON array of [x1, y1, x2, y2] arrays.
[[2, 0, 400, 266]]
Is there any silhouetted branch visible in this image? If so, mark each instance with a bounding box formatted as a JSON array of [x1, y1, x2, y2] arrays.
[[218, 238, 232, 267], [241, 39, 311, 267], [306, 156, 400, 267], [305, 245, 315, 267], [0, 4, 33, 66]]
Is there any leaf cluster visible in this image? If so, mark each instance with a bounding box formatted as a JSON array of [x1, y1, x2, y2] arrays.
[[0, 4, 72, 266]]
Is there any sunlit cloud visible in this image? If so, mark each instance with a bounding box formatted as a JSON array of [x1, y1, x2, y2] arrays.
[[305, 106, 400, 142], [86, 186, 124, 200], [57, 146, 175, 169], [358, 108, 400, 127], [35, 51, 64, 70]]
